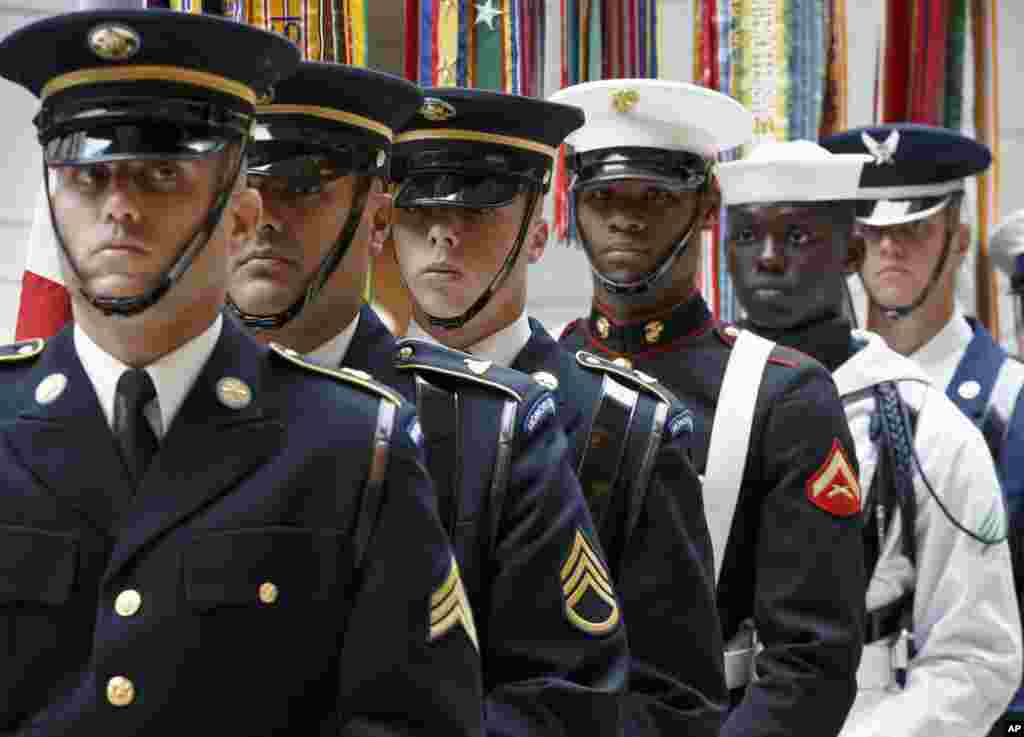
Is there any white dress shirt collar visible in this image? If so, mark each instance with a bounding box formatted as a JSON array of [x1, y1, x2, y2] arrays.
[[406, 310, 532, 367], [909, 305, 973, 390], [74, 315, 223, 438], [305, 311, 361, 368]]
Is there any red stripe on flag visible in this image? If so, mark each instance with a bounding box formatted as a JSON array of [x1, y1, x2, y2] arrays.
[[16, 271, 71, 341]]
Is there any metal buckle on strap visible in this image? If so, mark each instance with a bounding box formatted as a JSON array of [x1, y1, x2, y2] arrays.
[[856, 628, 914, 692], [723, 620, 761, 690]]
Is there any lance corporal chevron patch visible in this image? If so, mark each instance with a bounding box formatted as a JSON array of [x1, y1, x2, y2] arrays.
[[429, 555, 478, 651], [806, 439, 861, 517], [560, 529, 620, 636]]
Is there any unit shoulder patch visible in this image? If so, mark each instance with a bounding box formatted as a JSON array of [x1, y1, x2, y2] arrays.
[[575, 350, 678, 407], [429, 555, 479, 651], [269, 342, 404, 407], [394, 339, 533, 403], [560, 528, 620, 637], [806, 439, 861, 517], [0, 338, 45, 364]]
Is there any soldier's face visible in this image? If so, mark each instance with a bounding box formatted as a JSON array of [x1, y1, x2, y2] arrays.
[[228, 174, 361, 315], [574, 181, 702, 283], [391, 195, 532, 320], [48, 153, 243, 303], [727, 203, 852, 330], [856, 208, 958, 309]]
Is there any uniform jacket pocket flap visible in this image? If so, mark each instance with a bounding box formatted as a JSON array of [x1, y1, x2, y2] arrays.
[[0, 525, 77, 605], [185, 527, 343, 611]]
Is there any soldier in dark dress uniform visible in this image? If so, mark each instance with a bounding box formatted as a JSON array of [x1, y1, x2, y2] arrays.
[[225, 65, 631, 737], [0, 12, 484, 735], [387, 87, 727, 737]]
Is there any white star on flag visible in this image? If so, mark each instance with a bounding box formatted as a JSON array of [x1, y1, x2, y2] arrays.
[[475, 0, 503, 31]]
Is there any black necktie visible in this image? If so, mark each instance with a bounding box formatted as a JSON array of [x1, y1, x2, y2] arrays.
[[114, 368, 159, 486]]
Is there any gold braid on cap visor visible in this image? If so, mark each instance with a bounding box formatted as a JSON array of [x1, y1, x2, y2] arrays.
[[41, 65, 257, 105]]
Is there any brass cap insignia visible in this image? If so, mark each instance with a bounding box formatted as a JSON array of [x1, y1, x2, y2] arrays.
[[464, 358, 492, 375], [560, 529, 620, 636], [429, 555, 479, 651], [595, 316, 611, 340], [398, 345, 414, 360], [420, 97, 457, 122], [88, 23, 141, 62], [611, 89, 639, 114]]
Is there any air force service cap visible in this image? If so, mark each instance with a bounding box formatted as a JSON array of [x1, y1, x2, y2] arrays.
[[391, 87, 584, 209], [250, 62, 423, 187], [718, 140, 871, 205], [0, 9, 300, 165], [548, 79, 753, 192], [820, 123, 991, 227]]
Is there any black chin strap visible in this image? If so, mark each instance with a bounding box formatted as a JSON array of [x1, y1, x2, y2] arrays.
[[46, 143, 247, 318], [398, 189, 542, 332], [575, 183, 709, 298], [863, 225, 956, 322], [225, 176, 372, 331]]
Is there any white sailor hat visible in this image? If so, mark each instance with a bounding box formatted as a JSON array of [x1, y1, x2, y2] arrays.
[[990, 209, 1024, 294], [718, 140, 871, 206], [548, 79, 752, 191], [820, 123, 991, 227]]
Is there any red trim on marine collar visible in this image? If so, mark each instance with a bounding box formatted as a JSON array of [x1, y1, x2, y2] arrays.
[[582, 320, 714, 360]]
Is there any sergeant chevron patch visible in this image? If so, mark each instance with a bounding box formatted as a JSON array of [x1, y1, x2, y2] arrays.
[[806, 440, 861, 517], [560, 529, 620, 636], [429, 555, 479, 652]]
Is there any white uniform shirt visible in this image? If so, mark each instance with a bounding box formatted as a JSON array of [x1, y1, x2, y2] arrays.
[[834, 330, 1022, 737], [909, 306, 973, 391], [74, 315, 223, 439], [406, 310, 532, 368]]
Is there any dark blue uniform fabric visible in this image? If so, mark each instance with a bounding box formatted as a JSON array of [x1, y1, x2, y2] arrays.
[[561, 294, 865, 737], [946, 319, 1024, 522], [945, 318, 1024, 715], [343, 304, 413, 397], [0, 319, 484, 737], [511, 319, 727, 737], [342, 312, 629, 737]]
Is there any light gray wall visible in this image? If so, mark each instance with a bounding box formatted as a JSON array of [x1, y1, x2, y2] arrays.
[[0, 1, 1020, 341]]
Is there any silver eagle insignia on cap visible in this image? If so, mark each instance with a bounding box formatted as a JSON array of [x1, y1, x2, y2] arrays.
[[861, 130, 900, 166]]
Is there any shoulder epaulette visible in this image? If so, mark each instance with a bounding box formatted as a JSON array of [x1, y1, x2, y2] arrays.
[[269, 342, 404, 407], [575, 351, 678, 407], [395, 339, 544, 404], [715, 326, 803, 369], [0, 338, 45, 364]]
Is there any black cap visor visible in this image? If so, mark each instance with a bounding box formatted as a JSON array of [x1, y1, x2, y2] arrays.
[[394, 171, 534, 209], [572, 148, 710, 193], [40, 100, 245, 165], [247, 138, 368, 194]]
